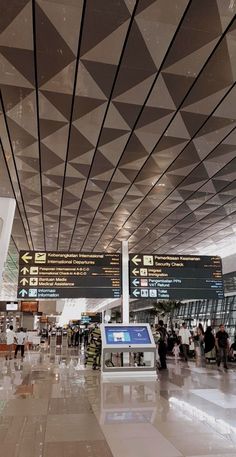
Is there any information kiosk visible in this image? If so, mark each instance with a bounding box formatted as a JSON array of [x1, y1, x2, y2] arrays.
[[100, 323, 156, 379]]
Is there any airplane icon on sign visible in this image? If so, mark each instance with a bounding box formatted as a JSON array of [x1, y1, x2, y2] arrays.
[[35, 253, 47, 263]]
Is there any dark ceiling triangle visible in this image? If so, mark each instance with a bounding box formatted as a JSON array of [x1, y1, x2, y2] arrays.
[[113, 22, 157, 98], [39, 118, 67, 139], [137, 106, 174, 129], [81, 59, 117, 98], [162, 72, 195, 107], [90, 150, 114, 178], [19, 156, 39, 170], [43, 174, 64, 186], [120, 134, 148, 165], [163, 0, 223, 69], [154, 135, 187, 153], [43, 197, 59, 212], [0, 46, 35, 85], [41, 90, 73, 120], [99, 127, 128, 146], [203, 38, 234, 86], [1, 85, 33, 111], [0, 0, 29, 33], [73, 96, 105, 120], [71, 162, 91, 177], [183, 39, 233, 108], [180, 111, 209, 136], [40, 144, 64, 172], [68, 126, 94, 160], [17, 170, 38, 180], [80, 0, 131, 55], [196, 115, 235, 137], [35, 3, 75, 86], [6, 117, 36, 151], [136, 0, 158, 14], [113, 101, 141, 129]]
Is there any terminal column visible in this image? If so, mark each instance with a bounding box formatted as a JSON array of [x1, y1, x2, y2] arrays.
[[122, 241, 129, 324]]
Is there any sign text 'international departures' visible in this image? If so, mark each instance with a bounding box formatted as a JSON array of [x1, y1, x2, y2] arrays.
[[129, 254, 224, 300], [17, 251, 122, 299]]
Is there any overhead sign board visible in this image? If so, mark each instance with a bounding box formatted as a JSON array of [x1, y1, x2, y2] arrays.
[[17, 251, 121, 299], [129, 254, 224, 300], [81, 312, 102, 324], [21, 301, 38, 313]]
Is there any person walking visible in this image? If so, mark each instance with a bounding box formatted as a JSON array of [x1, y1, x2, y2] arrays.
[[158, 320, 167, 370], [14, 328, 26, 360], [194, 323, 205, 360], [179, 322, 191, 361], [204, 326, 216, 363], [6, 325, 16, 360], [216, 324, 229, 369]]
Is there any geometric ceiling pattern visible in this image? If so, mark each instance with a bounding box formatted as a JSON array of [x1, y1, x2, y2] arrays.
[[1, 0, 236, 283]]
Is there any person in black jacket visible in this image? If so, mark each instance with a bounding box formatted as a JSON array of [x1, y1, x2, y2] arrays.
[[158, 320, 167, 370], [204, 326, 216, 362]]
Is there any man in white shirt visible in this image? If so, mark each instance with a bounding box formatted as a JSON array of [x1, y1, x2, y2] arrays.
[[179, 323, 191, 361], [14, 328, 26, 360], [6, 325, 16, 360]]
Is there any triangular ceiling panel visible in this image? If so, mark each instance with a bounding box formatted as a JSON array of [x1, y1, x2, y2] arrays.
[[0, 46, 35, 85], [82, 21, 130, 65], [37, 0, 82, 55], [0, 85, 33, 112], [81, 59, 118, 98], [35, 3, 75, 86], [40, 61, 76, 94], [0, 53, 33, 88], [40, 90, 72, 121], [73, 95, 105, 121], [0, 0, 29, 34]]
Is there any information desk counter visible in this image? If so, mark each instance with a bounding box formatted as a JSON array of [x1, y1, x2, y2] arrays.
[[100, 324, 156, 379]]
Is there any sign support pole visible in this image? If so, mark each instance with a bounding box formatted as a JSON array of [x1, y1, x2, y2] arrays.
[[122, 241, 129, 323], [0, 198, 16, 291]]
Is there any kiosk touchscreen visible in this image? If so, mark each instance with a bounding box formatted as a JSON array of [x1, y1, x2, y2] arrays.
[[104, 325, 152, 345], [101, 324, 156, 379]]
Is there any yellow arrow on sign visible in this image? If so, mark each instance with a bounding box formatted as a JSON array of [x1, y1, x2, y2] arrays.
[[21, 252, 33, 263], [20, 278, 28, 286], [131, 255, 142, 266], [21, 267, 29, 275]]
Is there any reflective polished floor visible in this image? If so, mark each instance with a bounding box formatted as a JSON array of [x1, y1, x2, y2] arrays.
[[1, 351, 236, 457]]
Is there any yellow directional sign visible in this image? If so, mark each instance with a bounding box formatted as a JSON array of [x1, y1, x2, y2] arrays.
[[18, 251, 121, 299], [21, 252, 33, 264]]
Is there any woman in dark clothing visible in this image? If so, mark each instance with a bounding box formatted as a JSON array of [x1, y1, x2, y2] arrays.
[[204, 326, 216, 362]]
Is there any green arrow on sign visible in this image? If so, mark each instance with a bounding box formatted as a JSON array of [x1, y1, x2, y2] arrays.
[[19, 289, 28, 297]]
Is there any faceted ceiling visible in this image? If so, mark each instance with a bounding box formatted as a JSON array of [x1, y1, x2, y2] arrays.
[[1, 0, 236, 296]]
